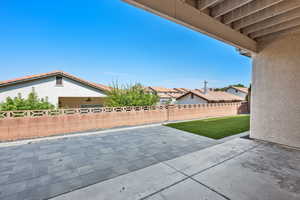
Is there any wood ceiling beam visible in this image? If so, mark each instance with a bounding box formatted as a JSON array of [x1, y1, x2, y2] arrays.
[[242, 7, 300, 35], [222, 0, 284, 25], [183, 0, 198, 8], [197, 0, 223, 10], [256, 24, 300, 42], [232, 0, 300, 30], [211, 0, 253, 18], [250, 17, 300, 38], [123, 0, 257, 53]]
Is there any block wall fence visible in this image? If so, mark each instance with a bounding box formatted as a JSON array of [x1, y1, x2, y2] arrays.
[[0, 102, 248, 141]]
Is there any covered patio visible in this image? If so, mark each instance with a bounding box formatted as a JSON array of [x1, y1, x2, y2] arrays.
[[123, 0, 300, 149], [0, 1, 299, 199]]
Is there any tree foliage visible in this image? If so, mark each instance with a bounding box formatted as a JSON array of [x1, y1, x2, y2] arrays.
[[0, 88, 55, 111], [105, 82, 159, 107], [246, 84, 252, 112], [214, 84, 246, 92]]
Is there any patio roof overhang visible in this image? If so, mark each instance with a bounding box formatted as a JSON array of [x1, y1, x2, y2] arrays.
[[123, 0, 300, 56], [122, 0, 300, 148]]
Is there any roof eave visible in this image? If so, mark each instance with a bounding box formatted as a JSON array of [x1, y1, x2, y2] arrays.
[[0, 71, 110, 93]]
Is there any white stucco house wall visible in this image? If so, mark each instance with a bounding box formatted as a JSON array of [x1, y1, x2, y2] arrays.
[[176, 93, 208, 104], [0, 71, 110, 108], [226, 87, 248, 99]]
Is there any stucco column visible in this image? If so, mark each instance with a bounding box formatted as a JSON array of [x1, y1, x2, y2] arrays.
[[251, 33, 300, 148]]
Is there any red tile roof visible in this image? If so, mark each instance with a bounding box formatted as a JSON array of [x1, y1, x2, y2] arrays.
[[168, 93, 182, 98], [173, 88, 190, 93], [194, 89, 204, 93], [177, 90, 244, 102], [231, 86, 249, 94], [148, 87, 178, 93], [157, 93, 182, 99], [0, 71, 111, 92], [94, 83, 112, 92], [157, 93, 172, 98]]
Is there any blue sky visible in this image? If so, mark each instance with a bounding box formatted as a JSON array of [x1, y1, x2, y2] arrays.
[[0, 0, 251, 89]]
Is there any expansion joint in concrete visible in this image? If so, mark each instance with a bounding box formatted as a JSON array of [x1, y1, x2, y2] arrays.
[[190, 178, 231, 200], [189, 142, 262, 177], [161, 162, 231, 200], [142, 142, 263, 200], [139, 176, 190, 200]]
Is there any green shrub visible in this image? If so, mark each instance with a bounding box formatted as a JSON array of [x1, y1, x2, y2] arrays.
[[0, 88, 55, 111], [105, 82, 158, 107]]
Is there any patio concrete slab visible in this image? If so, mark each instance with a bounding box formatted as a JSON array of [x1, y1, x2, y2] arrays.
[[164, 138, 261, 176], [0, 125, 218, 200], [145, 179, 227, 200], [50, 137, 300, 200], [1, 122, 299, 200], [193, 142, 300, 200], [52, 163, 186, 200]]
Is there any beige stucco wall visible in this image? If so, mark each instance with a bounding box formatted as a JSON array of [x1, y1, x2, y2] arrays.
[[251, 33, 300, 148]]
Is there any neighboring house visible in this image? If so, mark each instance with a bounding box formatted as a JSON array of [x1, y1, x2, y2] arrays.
[[148, 87, 178, 95], [156, 94, 173, 105], [195, 88, 216, 93], [226, 86, 248, 99], [157, 93, 182, 105], [173, 88, 190, 94], [167, 93, 183, 104], [176, 90, 244, 104], [148, 87, 184, 105], [0, 71, 111, 108], [194, 88, 204, 93]]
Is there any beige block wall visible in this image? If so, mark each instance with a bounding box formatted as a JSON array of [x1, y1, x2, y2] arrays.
[[251, 33, 300, 148], [0, 103, 248, 141]]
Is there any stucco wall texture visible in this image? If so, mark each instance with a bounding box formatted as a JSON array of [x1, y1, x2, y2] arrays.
[[0, 103, 248, 141], [251, 33, 300, 148]]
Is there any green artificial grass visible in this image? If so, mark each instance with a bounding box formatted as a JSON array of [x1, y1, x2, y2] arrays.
[[165, 115, 250, 140]]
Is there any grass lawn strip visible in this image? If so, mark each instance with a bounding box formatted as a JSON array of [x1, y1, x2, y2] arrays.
[[165, 115, 250, 140]]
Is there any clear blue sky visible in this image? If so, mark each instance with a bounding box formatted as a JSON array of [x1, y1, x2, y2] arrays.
[[0, 0, 251, 89]]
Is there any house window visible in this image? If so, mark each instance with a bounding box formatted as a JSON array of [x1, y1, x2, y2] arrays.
[[56, 76, 63, 86], [191, 93, 194, 99]]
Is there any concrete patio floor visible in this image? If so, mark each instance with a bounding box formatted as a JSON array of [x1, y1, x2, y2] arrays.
[[52, 138, 300, 200], [1, 124, 299, 200], [0, 125, 219, 200]]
